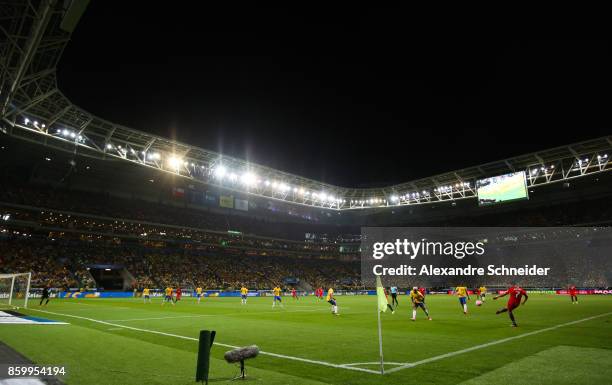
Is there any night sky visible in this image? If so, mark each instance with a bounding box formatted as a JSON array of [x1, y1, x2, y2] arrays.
[[57, 4, 611, 187]]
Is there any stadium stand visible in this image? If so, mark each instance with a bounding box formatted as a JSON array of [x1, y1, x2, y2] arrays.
[[1, 134, 611, 291]]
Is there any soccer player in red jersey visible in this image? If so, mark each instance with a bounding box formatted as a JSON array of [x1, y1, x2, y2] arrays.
[[291, 288, 298, 300], [569, 285, 578, 304], [174, 287, 182, 303], [494, 283, 528, 327]]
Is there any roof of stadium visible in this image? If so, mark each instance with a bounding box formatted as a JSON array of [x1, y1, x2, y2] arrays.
[[1, 1, 611, 210]]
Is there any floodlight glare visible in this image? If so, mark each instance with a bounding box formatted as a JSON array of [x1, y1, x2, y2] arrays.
[[241, 172, 257, 186], [214, 165, 227, 178], [168, 156, 183, 170]]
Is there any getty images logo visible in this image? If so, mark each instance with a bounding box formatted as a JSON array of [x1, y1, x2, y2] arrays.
[[371, 239, 485, 260]]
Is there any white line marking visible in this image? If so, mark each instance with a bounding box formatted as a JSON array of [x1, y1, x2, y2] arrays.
[[28, 308, 379, 375], [385, 311, 612, 374], [340, 362, 404, 367]]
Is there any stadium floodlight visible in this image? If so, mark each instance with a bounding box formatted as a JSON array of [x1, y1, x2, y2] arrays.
[[264, 180, 270, 186], [213, 165, 227, 178], [241, 172, 257, 186], [41, 124, 45, 128], [33, 121, 38, 126], [168, 156, 183, 170], [106, 143, 113, 149], [69, 132, 76, 138], [390, 195, 399, 202], [24, 118, 29, 124]]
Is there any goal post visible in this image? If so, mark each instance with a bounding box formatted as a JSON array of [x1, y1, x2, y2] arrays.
[[0, 273, 32, 309]]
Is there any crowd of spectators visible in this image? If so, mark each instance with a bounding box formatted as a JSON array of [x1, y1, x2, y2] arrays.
[[0, 236, 361, 290], [0, 182, 350, 240]]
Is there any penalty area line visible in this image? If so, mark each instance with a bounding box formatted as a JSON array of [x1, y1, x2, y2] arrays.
[[385, 311, 612, 374], [28, 308, 380, 375]]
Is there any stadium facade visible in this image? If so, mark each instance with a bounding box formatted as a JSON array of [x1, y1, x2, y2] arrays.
[[1, 1, 610, 213]]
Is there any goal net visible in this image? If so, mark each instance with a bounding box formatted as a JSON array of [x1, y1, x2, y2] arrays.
[[0, 273, 32, 309]]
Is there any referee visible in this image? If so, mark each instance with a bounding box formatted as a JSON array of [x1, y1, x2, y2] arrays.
[[390, 286, 399, 307]]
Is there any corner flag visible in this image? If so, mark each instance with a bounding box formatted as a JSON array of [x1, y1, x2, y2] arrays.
[[376, 276, 389, 313]]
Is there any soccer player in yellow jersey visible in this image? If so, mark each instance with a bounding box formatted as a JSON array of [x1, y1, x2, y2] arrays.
[[326, 288, 339, 315], [196, 287, 203, 304], [272, 286, 283, 308], [142, 287, 151, 303], [410, 287, 432, 321], [479, 286, 487, 302], [162, 286, 174, 306], [240, 286, 248, 305], [455, 285, 470, 314]]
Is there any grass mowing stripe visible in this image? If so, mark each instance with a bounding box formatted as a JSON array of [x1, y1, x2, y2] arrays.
[[104, 308, 329, 322], [385, 311, 612, 374], [28, 308, 381, 375]]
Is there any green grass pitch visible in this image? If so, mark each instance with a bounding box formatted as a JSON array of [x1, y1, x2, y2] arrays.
[[1, 294, 611, 384]]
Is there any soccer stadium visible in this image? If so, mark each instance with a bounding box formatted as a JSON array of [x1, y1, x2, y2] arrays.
[[1, 2, 612, 385]]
